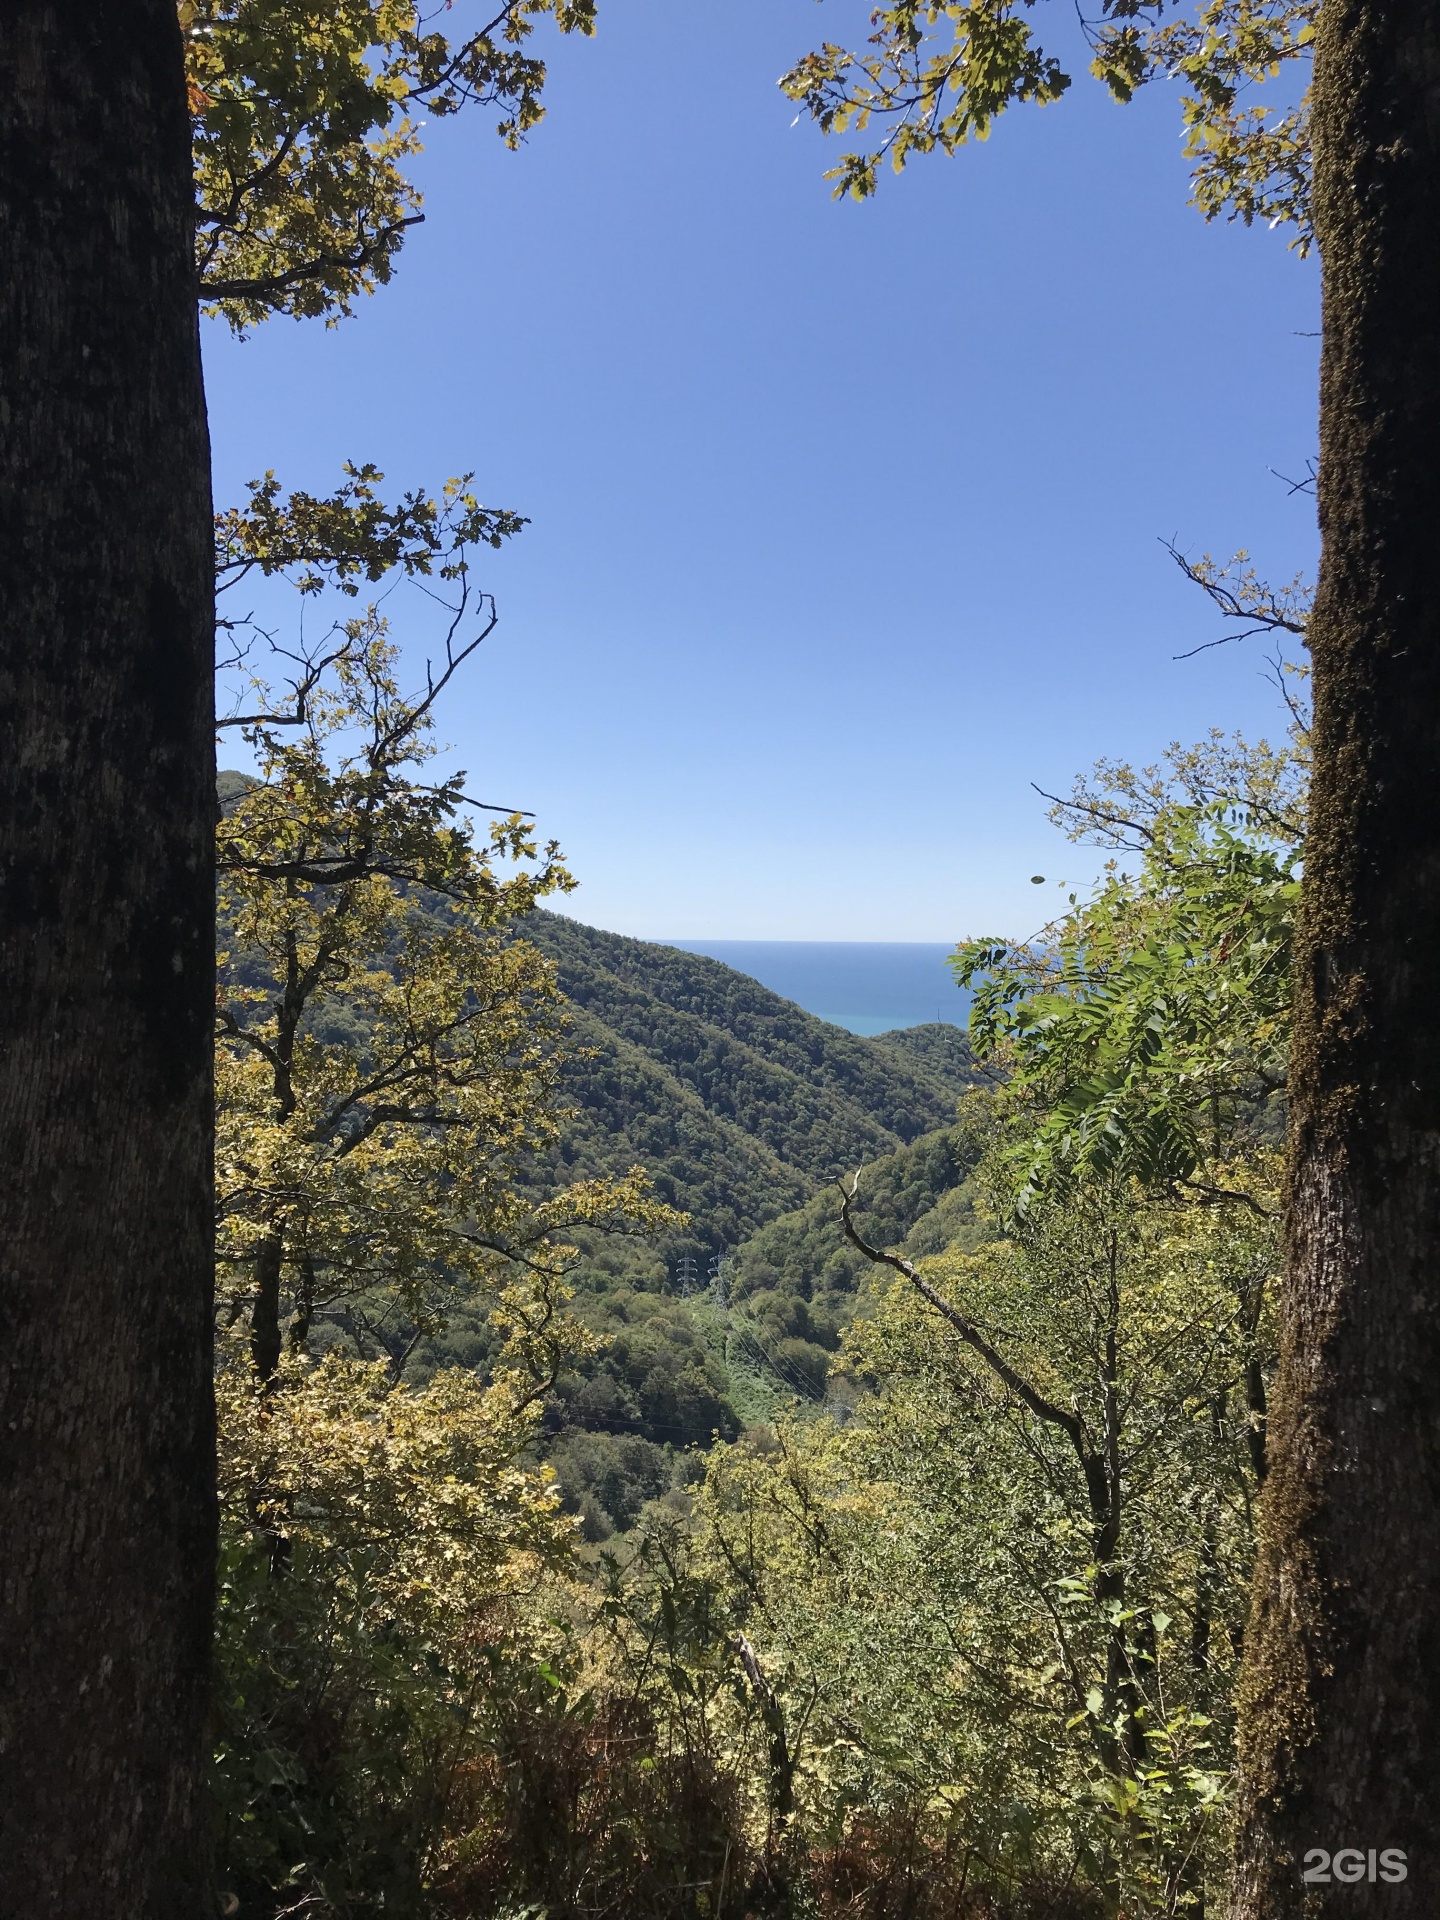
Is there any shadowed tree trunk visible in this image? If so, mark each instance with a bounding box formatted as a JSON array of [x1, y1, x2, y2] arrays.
[[1230, 3, 1440, 1913], [0, 6, 216, 1913]]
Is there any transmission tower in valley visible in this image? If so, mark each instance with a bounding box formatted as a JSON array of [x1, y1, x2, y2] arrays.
[[708, 1253, 729, 1308]]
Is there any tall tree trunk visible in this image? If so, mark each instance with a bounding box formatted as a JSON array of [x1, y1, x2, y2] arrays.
[[251, 1231, 285, 1384], [0, 7, 216, 1913], [1230, 3, 1440, 1913]]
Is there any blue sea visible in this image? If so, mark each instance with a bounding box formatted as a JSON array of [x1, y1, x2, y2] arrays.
[[665, 940, 970, 1036]]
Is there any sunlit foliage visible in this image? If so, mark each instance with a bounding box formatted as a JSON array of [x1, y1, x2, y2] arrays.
[[214, 468, 674, 1380], [955, 733, 1304, 1211], [183, 0, 598, 327], [781, 0, 1316, 245], [701, 1152, 1279, 1913]]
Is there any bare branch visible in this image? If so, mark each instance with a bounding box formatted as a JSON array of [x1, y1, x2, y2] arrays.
[[216, 638, 355, 731], [1163, 540, 1310, 661], [370, 588, 499, 764], [1269, 457, 1318, 498], [1032, 783, 1157, 848], [837, 1174, 1089, 1459]]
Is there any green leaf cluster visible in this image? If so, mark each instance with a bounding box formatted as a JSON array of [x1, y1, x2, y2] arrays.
[[212, 1350, 579, 1914], [781, 0, 1316, 245], [956, 737, 1303, 1211], [185, 0, 597, 328]]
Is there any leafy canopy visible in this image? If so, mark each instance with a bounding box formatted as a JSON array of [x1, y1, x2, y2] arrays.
[[213, 1346, 580, 1911], [184, 0, 597, 328], [781, 0, 1316, 242], [954, 732, 1304, 1210]]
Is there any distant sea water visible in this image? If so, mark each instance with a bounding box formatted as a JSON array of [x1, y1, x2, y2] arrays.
[[664, 940, 970, 1036]]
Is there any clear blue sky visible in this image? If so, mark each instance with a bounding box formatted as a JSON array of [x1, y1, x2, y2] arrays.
[[203, 0, 1319, 941]]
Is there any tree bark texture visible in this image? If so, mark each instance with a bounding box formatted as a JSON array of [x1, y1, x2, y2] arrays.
[[1230, 4, 1440, 1914], [0, 7, 216, 1914]]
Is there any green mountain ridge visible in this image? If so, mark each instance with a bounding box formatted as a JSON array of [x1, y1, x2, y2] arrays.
[[522, 909, 982, 1259]]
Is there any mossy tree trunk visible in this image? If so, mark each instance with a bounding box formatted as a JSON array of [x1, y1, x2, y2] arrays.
[[0, 6, 216, 1912], [1230, 3, 1440, 1913]]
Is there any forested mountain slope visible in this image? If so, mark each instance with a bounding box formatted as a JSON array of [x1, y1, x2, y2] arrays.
[[521, 910, 981, 1256], [218, 779, 978, 1262], [727, 1123, 992, 1317]]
